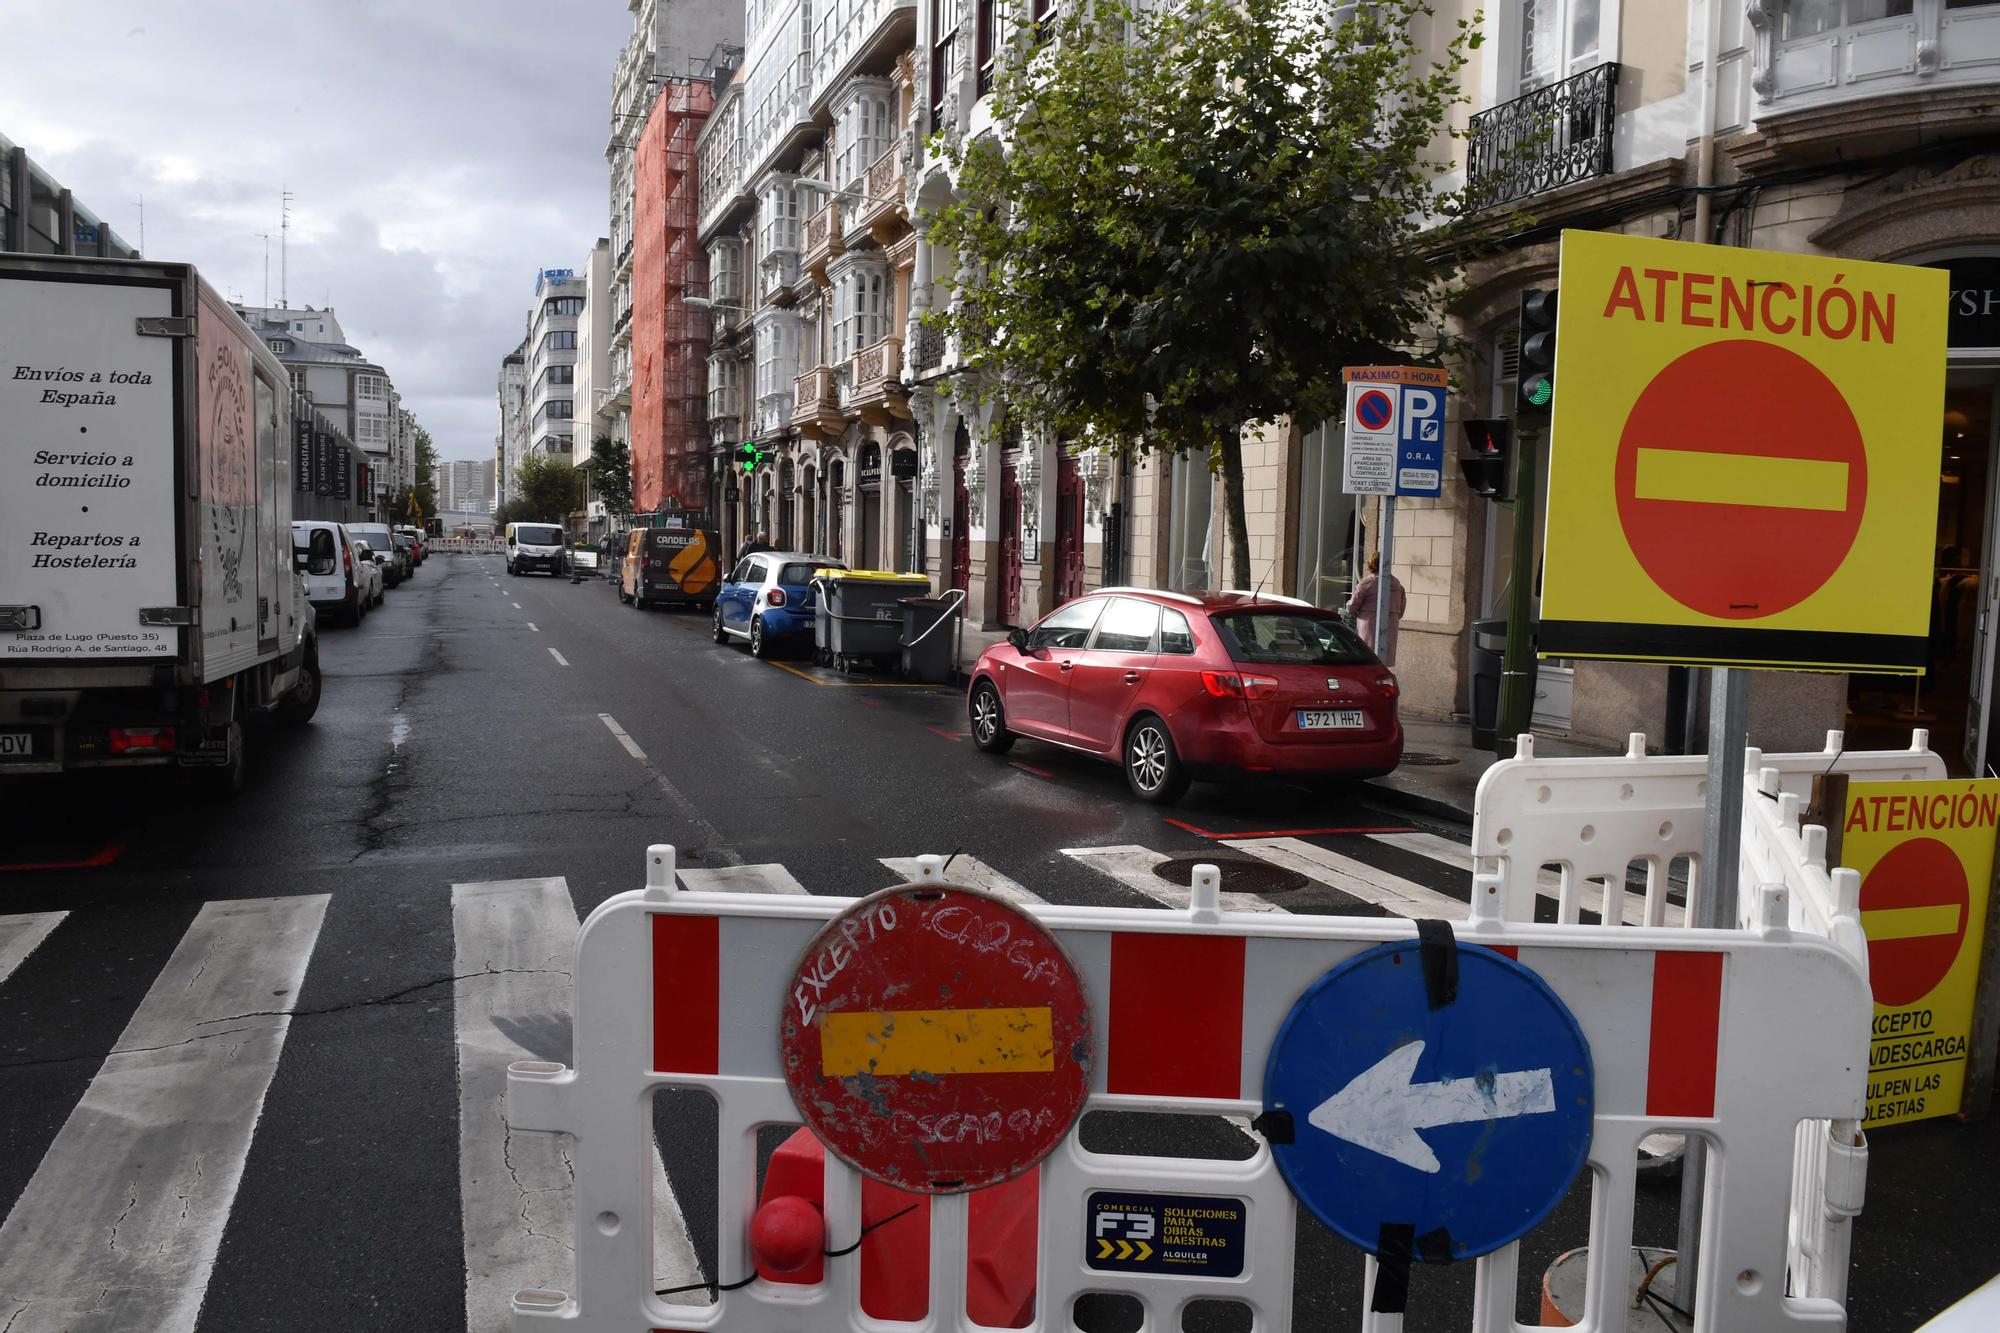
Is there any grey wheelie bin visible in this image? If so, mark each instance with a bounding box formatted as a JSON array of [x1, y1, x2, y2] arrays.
[[898, 590, 965, 683], [812, 570, 931, 672]]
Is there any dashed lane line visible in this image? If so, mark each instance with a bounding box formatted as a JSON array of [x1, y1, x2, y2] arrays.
[[549, 648, 570, 667], [527, 622, 539, 632], [598, 713, 647, 761]]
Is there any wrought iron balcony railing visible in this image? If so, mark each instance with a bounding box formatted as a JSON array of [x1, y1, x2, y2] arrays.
[[1466, 63, 1620, 211], [909, 325, 944, 375]]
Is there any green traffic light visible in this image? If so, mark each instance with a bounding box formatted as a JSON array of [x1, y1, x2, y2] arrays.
[[1526, 376, 1553, 408]]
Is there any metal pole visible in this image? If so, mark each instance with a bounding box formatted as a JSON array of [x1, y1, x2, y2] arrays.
[[1678, 663, 1750, 1301], [1496, 420, 1541, 759], [1374, 497, 1397, 659]]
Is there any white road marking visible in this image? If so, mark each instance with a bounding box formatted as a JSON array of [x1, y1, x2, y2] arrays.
[[452, 878, 703, 1329], [597, 713, 646, 762], [679, 864, 808, 895], [1062, 844, 1285, 913], [548, 648, 570, 667], [511, 602, 523, 610], [0, 895, 329, 1333], [0, 911, 67, 987], [1235, 837, 1468, 919], [879, 854, 1043, 906], [527, 622, 540, 632]]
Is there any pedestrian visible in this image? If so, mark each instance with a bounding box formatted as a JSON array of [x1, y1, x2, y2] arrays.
[[736, 530, 772, 561], [1346, 551, 1406, 666]]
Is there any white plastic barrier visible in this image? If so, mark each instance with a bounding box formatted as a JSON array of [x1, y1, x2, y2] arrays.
[[505, 846, 1873, 1332], [1470, 730, 1941, 929]]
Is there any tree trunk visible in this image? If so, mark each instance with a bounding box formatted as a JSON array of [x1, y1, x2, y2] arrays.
[[1219, 432, 1253, 590]]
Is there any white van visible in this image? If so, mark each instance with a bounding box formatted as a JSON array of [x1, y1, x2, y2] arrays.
[[292, 520, 373, 626], [506, 522, 566, 576]]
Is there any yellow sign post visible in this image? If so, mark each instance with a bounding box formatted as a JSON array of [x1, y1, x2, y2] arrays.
[[1842, 779, 1999, 1126], [1540, 230, 1948, 673]]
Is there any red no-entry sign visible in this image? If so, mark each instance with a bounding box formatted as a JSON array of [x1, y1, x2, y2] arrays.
[[1613, 340, 1867, 621], [779, 885, 1093, 1193], [1859, 836, 1969, 1008]]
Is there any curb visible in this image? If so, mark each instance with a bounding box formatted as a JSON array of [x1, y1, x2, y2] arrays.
[[1354, 777, 1474, 826]]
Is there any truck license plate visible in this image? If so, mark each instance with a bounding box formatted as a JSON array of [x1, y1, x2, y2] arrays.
[[0, 731, 34, 757], [1297, 709, 1365, 730]]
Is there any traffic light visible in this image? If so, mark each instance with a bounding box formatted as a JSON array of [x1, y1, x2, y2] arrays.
[[1516, 287, 1558, 416], [739, 440, 764, 475], [1459, 418, 1512, 499]]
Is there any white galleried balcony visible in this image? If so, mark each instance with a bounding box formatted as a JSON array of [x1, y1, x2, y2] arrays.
[[1750, 0, 2000, 143], [698, 93, 747, 238], [810, 0, 918, 109]]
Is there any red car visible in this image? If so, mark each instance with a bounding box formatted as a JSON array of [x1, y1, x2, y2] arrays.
[[966, 588, 1402, 803]]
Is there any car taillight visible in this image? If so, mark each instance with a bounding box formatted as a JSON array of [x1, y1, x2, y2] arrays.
[[767, 587, 787, 608], [109, 726, 176, 754], [1376, 674, 1399, 699], [1201, 671, 1279, 700]]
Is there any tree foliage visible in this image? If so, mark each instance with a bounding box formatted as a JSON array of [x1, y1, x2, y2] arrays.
[[927, 0, 1480, 585], [584, 434, 634, 518], [509, 452, 585, 524]]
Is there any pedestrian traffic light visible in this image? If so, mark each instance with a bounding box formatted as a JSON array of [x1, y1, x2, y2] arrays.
[[739, 441, 764, 475], [1459, 418, 1512, 499], [1516, 287, 1558, 416]]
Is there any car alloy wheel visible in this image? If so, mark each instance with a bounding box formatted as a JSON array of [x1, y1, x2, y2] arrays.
[[750, 616, 768, 658], [969, 681, 1015, 754], [712, 607, 728, 642], [1128, 724, 1170, 792]]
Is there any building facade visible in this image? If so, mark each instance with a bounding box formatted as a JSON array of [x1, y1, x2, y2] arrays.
[[436, 458, 497, 515], [2, 131, 140, 257], [234, 303, 405, 518], [496, 340, 528, 507], [577, 237, 615, 538], [524, 268, 585, 462]]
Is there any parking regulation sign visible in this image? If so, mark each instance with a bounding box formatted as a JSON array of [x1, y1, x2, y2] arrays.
[[1262, 937, 1593, 1262], [1343, 366, 1447, 498], [778, 885, 1093, 1193], [1540, 230, 1947, 672]]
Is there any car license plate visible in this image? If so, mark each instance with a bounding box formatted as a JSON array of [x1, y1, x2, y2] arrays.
[[0, 730, 34, 758], [1297, 709, 1365, 730]]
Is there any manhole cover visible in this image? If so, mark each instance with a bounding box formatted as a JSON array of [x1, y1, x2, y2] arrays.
[[1398, 752, 1461, 767], [1153, 855, 1309, 895]]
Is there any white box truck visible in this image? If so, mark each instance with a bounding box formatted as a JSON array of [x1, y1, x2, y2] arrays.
[[0, 255, 321, 791]]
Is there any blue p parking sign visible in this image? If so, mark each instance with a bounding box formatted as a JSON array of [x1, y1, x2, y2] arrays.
[[1396, 386, 1444, 497]]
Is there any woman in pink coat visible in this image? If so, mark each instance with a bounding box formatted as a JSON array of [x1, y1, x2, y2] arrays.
[[1345, 552, 1406, 665]]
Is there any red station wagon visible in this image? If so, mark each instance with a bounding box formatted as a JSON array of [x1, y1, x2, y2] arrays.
[[966, 588, 1403, 803]]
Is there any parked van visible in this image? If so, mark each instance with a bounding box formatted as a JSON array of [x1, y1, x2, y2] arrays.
[[506, 522, 566, 576], [292, 521, 375, 625], [619, 525, 721, 610]]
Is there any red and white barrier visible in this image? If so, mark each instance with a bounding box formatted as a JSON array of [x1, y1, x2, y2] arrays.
[[505, 845, 1872, 1331]]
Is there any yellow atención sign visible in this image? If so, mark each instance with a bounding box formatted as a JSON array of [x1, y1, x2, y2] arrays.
[[1539, 230, 1948, 673], [1843, 779, 1998, 1126]]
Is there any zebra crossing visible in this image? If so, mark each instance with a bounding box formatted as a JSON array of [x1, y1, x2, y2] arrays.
[[0, 828, 1681, 1331]]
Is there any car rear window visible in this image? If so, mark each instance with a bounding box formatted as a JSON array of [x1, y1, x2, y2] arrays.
[[780, 562, 834, 584], [1209, 611, 1374, 665]]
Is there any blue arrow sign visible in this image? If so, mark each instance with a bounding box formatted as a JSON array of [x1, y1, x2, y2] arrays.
[[1262, 939, 1593, 1261]]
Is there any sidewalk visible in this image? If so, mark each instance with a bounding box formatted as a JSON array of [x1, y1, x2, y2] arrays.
[[1365, 717, 1613, 823]]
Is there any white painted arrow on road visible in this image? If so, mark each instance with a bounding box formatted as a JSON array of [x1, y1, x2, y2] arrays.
[[1307, 1040, 1555, 1174]]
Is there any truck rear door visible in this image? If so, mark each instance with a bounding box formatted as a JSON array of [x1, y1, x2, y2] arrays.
[[0, 265, 183, 664]]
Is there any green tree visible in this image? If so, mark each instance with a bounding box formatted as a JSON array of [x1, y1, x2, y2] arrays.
[[511, 453, 585, 523], [411, 426, 440, 517], [584, 433, 634, 518], [927, 0, 1480, 586]]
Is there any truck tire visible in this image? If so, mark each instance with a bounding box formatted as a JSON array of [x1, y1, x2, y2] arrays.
[[279, 644, 322, 725], [206, 691, 247, 798]]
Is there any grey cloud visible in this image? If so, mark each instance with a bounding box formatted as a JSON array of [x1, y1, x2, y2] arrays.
[[0, 1, 629, 460]]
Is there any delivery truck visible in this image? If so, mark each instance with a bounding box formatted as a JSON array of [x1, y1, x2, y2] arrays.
[[0, 255, 321, 793]]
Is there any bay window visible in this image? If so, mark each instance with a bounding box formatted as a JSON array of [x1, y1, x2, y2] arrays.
[[760, 181, 801, 255], [832, 265, 888, 364]]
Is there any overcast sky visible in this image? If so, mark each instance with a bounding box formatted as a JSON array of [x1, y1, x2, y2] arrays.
[[1, 2, 631, 461]]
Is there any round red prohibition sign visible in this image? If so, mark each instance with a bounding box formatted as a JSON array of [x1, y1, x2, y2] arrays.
[[1860, 837, 1970, 1007], [1354, 389, 1395, 432], [1614, 340, 1867, 620], [779, 885, 1093, 1193]]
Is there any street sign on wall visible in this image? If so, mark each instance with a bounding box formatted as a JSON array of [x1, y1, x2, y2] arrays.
[[778, 885, 1093, 1193], [1843, 779, 1999, 1126], [1261, 938, 1593, 1261], [1342, 366, 1447, 498], [1539, 230, 1948, 673]]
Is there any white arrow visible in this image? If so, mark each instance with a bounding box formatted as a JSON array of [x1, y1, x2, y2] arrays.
[[1307, 1040, 1556, 1174]]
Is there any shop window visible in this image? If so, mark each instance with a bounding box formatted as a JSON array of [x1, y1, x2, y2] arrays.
[[1167, 452, 1215, 593], [1293, 420, 1361, 611]]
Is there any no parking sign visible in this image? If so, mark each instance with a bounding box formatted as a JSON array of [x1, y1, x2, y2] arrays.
[[1343, 366, 1447, 498]]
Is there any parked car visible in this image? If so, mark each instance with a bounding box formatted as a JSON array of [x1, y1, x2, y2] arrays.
[[348, 540, 390, 608], [394, 525, 427, 566], [391, 531, 419, 575], [347, 523, 408, 585], [965, 588, 1403, 804], [506, 522, 566, 576], [712, 552, 845, 658], [293, 521, 375, 626]]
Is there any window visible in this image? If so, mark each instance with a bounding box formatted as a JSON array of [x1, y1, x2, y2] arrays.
[[1167, 452, 1215, 592], [977, 0, 998, 95], [711, 240, 742, 302], [545, 365, 574, 388], [1033, 0, 1056, 42], [545, 330, 578, 352], [1782, 0, 1912, 40], [709, 356, 742, 417], [755, 319, 800, 399], [359, 413, 388, 444], [1088, 598, 1161, 653], [1028, 598, 1104, 650], [1294, 419, 1361, 611], [268, 338, 290, 354], [930, 0, 958, 131], [545, 296, 584, 316], [833, 267, 889, 364], [760, 181, 801, 253], [288, 368, 308, 395], [1511, 0, 1602, 94], [835, 92, 893, 189], [357, 374, 387, 399], [1160, 608, 1197, 655]]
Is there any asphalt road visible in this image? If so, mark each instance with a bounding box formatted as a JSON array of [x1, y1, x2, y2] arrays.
[[1, 553, 1994, 1332]]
